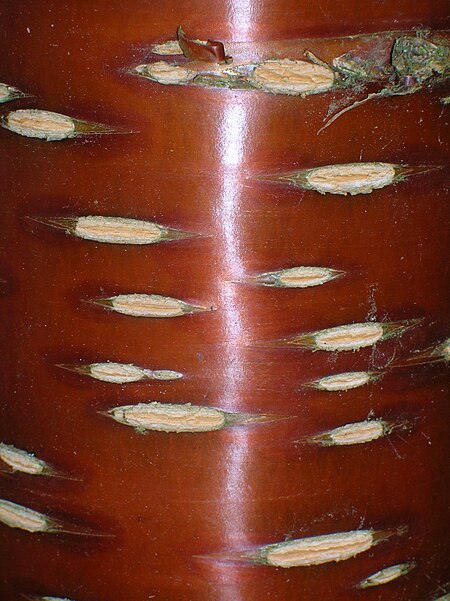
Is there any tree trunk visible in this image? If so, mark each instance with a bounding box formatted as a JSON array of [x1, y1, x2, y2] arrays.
[[1, 2, 449, 601]]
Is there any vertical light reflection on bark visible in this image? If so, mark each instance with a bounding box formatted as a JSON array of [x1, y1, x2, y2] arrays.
[[216, 98, 251, 599]]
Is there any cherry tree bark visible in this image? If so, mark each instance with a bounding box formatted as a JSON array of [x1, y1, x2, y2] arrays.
[[0, 2, 449, 601]]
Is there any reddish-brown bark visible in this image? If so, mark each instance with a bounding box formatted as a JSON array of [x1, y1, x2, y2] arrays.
[[0, 2, 449, 600]]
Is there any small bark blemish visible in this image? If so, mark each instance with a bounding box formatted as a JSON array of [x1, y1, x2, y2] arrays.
[[397, 337, 450, 366], [0, 82, 30, 104], [358, 562, 415, 588]]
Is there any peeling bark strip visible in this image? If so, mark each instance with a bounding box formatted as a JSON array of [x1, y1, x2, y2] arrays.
[[59, 362, 182, 383], [250, 59, 334, 95], [0, 82, 28, 103], [283, 319, 419, 351], [107, 402, 275, 433], [311, 371, 377, 391], [359, 562, 415, 588], [308, 419, 390, 446], [136, 62, 196, 85], [0, 443, 52, 475], [249, 529, 394, 568], [31, 216, 197, 245], [259, 163, 435, 196], [0, 499, 53, 532], [1, 109, 118, 141], [177, 26, 231, 64], [88, 294, 214, 318], [249, 266, 343, 288]]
